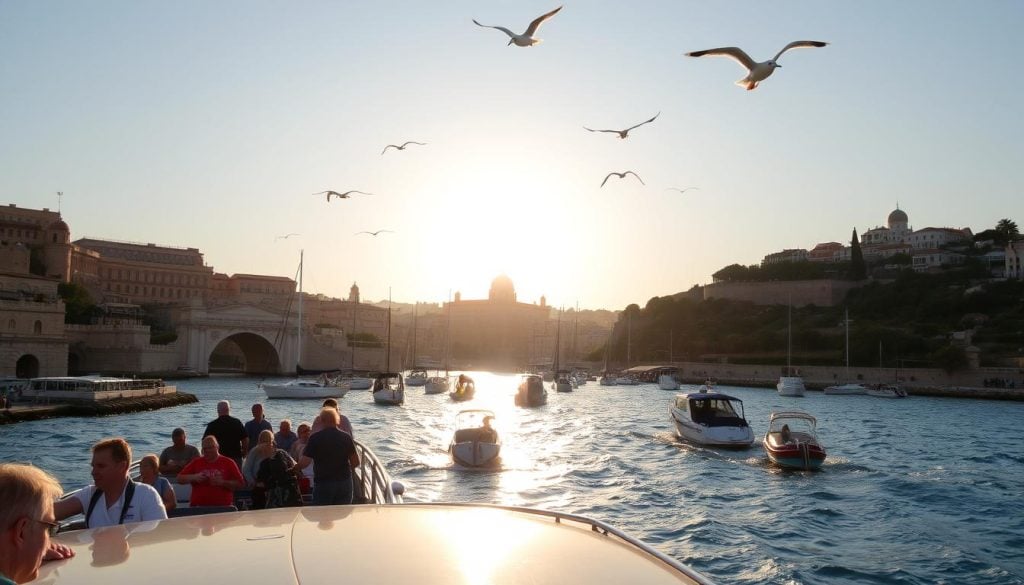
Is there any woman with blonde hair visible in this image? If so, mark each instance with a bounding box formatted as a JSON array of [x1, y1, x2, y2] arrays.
[[138, 454, 176, 511], [242, 429, 298, 508]]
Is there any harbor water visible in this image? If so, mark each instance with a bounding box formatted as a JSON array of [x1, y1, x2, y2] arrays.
[[2, 373, 1022, 584]]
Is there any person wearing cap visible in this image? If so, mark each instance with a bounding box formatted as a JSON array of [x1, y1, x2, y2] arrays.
[[158, 427, 200, 483]]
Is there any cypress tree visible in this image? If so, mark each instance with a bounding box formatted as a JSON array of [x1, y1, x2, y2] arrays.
[[850, 228, 867, 280]]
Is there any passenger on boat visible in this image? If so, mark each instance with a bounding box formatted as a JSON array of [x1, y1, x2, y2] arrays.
[[158, 427, 200, 483], [244, 403, 273, 456], [54, 438, 167, 528], [780, 424, 792, 444], [479, 416, 497, 443], [311, 398, 354, 438], [243, 430, 297, 509], [289, 422, 314, 494], [203, 400, 248, 469], [138, 454, 176, 511], [298, 408, 360, 506], [177, 436, 245, 507], [274, 419, 298, 452], [0, 463, 74, 584]]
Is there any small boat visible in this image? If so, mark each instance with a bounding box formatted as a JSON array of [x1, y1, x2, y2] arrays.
[[449, 374, 475, 402], [426, 292, 454, 396], [777, 301, 805, 397], [615, 375, 639, 386], [599, 374, 617, 386], [867, 383, 908, 398], [449, 409, 501, 467], [553, 370, 573, 393], [261, 378, 350, 400], [551, 310, 572, 392], [372, 372, 405, 405], [823, 382, 868, 395], [406, 369, 429, 387], [762, 411, 827, 470], [669, 390, 754, 447], [424, 374, 449, 395], [515, 374, 548, 407], [658, 373, 680, 391]]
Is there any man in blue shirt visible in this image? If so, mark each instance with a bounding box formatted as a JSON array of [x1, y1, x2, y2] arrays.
[[298, 408, 359, 505], [244, 403, 272, 456]]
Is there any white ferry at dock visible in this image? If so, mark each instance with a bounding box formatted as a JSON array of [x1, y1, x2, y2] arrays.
[[21, 375, 176, 402]]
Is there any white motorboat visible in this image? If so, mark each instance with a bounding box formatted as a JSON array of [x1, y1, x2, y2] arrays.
[[515, 374, 548, 406], [261, 378, 350, 400], [599, 374, 617, 386], [823, 382, 868, 395], [867, 383, 908, 398], [670, 390, 755, 447], [372, 372, 405, 405], [616, 375, 639, 386], [658, 374, 680, 391], [424, 374, 449, 395], [449, 409, 501, 467], [553, 371, 573, 393], [406, 369, 428, 387]]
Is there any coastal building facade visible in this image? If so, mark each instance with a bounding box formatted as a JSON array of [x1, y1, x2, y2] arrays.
[[0, 272, 68, 377], [0, 204, 73, 281], [72, 238, 214, 305], [1007, 241, 1024, 280]]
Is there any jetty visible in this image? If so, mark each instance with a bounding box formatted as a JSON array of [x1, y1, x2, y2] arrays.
[[0, 391, 198, 425]]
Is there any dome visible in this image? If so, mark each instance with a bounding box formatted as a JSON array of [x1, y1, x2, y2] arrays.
[[48, 219, 70, 232], [488, 274, 516, 303], [887, 208, 908, 227]]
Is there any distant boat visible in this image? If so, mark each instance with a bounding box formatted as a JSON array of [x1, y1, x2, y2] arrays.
[[262, 378, 350, 400], [777, 300, 805, 397], [372, 372, 404, 405], [658, 371, 680, 391], [824, 309, 867, 395], [406, 306, 428, 387], [552, 309, 572, 393], [866, 384, 908, 398], [426, 292, 453, 395], [515, 374, 548, 407], [450, 374, 476, 402]]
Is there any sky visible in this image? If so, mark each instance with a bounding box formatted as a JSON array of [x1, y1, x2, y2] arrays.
[[1, 1, 1021, 311]]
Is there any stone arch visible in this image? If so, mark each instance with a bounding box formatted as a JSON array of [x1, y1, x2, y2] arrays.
[[16, 354, 39, 378], [207, 332, 281, 375]]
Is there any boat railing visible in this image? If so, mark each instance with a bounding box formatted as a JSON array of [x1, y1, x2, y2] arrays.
[[353, 439, 403, 504], [398, 503, 714, 585]]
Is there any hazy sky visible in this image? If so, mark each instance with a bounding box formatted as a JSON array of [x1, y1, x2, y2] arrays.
[[2, 1, 1020, 310]]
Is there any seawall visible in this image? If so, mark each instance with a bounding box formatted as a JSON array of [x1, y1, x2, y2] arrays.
[[0, 392, 199, 425]]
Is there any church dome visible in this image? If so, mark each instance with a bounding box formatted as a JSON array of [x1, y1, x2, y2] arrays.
[[48, 219, 70, 232], [887, 208, 908, 227], [488, 274, 516, 303]]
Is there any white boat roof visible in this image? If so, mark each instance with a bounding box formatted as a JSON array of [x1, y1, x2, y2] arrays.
[[38, 504, 711, 584], [768, 410, 817, 424]]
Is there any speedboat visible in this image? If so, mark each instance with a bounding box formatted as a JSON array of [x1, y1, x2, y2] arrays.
[[763, 411, 827, 470], [823, 382, 868, 395], [515, 374, 548, 407], [449, 409, 501, 468], [449, 375, 475, 402], [867, 383, 908, 398], [424, 374, 449, 395], [553, 371, 573, 393], [658, 374, 680, 391], [669, 390, 754, 447], [372, 372, 404, 405], [261, 378, 350, 400], [406, 369, 428, 387]]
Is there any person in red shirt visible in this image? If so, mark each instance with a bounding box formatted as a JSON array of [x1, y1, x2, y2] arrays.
[[177, 436, 244, 507]]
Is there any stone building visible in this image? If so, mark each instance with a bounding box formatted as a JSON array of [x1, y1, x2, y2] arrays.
[[0, 203, 72, 280], [301, 283, 388, 344], [72, 238, 214, 305], [0, 272, 67, 377]]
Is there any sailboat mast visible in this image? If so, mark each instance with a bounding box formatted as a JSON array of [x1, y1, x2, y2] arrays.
[[553, 308, 561, 373], [572, 301, 578, 363], [297, 249, 303, 372], [845, 307, 850, 377], [786, 302, 792, 371], [627, 312, 632, 368], [411, 304, 417, 369], [444, 290, 451, 375], [351, 298, 357, 370], [386, 288, 392, 372]]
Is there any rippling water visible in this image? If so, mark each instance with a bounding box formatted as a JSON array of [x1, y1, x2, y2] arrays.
[[2, 373, 1023, 584]]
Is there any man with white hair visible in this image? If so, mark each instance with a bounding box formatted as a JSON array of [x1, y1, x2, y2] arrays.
[[203, 400, 247, 468], [0, 463, 74, 584]]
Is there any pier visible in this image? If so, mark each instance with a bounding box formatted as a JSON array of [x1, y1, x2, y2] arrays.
[[0, 391, 198, 425]]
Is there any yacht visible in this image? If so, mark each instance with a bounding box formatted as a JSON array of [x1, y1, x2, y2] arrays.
[[261, 378, 350, 400], [669, 390, 754, 447], [866, 383, 908, 398], [424, 374, 449, 395], [372, 372, 405, 405], [406, 369, 429, 387]]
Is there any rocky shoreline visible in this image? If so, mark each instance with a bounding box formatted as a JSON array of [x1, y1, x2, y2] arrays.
[[0, 392, 199, 425]]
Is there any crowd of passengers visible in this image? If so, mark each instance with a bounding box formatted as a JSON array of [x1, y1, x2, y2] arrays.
[[0, 398, 360, 584]]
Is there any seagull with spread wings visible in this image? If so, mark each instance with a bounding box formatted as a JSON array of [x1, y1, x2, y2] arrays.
[[473, 5, 563, 47], [275, 233, 300, 241], [381, 141, 427, 155], [601, 171, 645, 188], [584, 112, 660, 139], [355, 230, 394, 237], [685, 41, 828, 90], [666, 187, 699, 194], [314, 190, 372, 201]]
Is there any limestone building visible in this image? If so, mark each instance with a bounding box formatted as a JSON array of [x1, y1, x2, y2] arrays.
[[72, 238, 214, 304], [0, 272, 68, 377], [0, 204, 72, 280]]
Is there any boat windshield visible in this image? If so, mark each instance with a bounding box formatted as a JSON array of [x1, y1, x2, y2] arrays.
[[455, 410, 495, 429], [689, 397, 747, 427], [768, 415, 816, 435]]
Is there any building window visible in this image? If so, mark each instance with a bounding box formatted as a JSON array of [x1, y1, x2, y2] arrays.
[[7, 319, 14, 330], [33, 320, 42, 334]]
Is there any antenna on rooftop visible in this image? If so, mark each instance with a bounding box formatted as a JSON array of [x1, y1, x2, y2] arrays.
[[57, 191, 63, 215]]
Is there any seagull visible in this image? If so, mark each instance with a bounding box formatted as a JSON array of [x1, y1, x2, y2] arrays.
[[381, 141, 427, 155], [275, 233, 300, 241], [355, 230, 394, 237], [666, 187, 699, 194], [584, 112, 660, 139], [314, 190, 372, 201], [601, 171, 645, 188], [685, 41, 828, 90], [473, 5, 563, 47]]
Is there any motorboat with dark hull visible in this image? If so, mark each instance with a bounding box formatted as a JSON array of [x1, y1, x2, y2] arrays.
[[515, 374, 548, 407]]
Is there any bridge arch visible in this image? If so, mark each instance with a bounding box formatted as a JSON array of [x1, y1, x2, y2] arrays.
[[207, 331, 282, 375]]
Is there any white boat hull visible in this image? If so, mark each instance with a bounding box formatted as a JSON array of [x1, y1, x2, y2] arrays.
[[345, 377, 372, 390], [373, 388, 404, 405], [554, 381, 573, 393], [777, 376, 805, 397], [424, 377, 449, 394], [450, 441, 501, 467], [823, 383, 868, 395], [867, 385, 908, 398], [670, 408, 754, 447], [658, 375, 680, 391], [406, 375, 428, 387], [262, 382, 350, 399]]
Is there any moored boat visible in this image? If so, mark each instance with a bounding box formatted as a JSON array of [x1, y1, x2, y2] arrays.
[[406, 369, 429, 387], [515, 374, 548, 406], [449, 374, 475, 402], [762, 410, 827, 470], [261, 378, 350, 400], [372, 372, 405, 405], [866, 383, 908, 398], [449, 409, 501, 467], [669, 390, 754, 447], [823, 382, 867, 395], [658, 373, 680, 391]]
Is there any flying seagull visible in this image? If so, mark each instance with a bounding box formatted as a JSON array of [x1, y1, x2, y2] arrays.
[[355, 230, 394, 237], [275, 233, 300, 241], [381, 141, 427, 155], [685, 41, 828, 90], [314, 190, 372, 201], [666, 187, 699, 194], [473, 5, 563, 47], [601, 171, 645, 188], [584, 112, 660, 139]]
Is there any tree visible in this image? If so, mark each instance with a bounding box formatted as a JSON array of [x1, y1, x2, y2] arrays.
[[57, 282, 99, 324], [996, 218, 1020, 240], [849, 228, 867, 280]]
